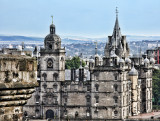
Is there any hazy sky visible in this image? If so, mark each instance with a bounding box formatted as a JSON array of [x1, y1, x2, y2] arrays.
[[0, 0, 160, 37]]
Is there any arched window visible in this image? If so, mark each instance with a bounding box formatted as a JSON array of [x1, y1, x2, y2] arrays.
[[114, 84, 118, 91], [54, 96, 58, 104], [95, 95, 99, 103], [75, 111, 78, 118], [42, 73, 47, 81], [35, 94, 40, 103], [24, 111, 28, 117], [86, 95, 91, 103], [53, 83, 58, 92], [87, 85, 91, 91], [86, 109, 90, 117], [64, 97, 68, 103], [61, 57, 64, 70], [53, 73, 58, 81], [94, 107, 98, 114], [46, 109, 54, 119], [115, 75, 118, 80], [48, 44, 52, 50], [113, 96, 118, 103], [95, 84, 99, 92], [43, 83, 47, 91], [64, 109, 67, 116]]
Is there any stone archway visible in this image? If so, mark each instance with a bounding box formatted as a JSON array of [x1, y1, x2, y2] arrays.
[[46, 109, 54, 119]]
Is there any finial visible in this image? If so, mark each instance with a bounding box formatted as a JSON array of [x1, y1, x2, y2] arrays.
[[94, 41, 98, 55], [116, 7, 118, 17], [51, 15, 53, 24]]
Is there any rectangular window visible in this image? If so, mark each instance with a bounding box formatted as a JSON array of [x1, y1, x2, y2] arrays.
[[87, 98, 90, 103], [87, 85, 91, 91], [65, 98, 67, 103], [55, 98, 58, 104], [86, 112, 90, 117]]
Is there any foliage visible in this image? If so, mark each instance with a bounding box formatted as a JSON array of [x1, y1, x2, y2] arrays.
[[65, 56, 85, 69], [153, 105, 160, 110], [152, 69, 160, 105]]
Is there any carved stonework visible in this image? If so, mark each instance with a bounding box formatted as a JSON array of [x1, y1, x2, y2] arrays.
[[0, 54, 38, 121]]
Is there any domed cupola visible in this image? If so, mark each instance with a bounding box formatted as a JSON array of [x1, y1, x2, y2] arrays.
[[118, 58, 125, 69], [144, 57, 149, 64], [129, 65, 138, 76], [125, 57, 131, 64], [150, 57, 155, 64], [44, 17, 61, 50]]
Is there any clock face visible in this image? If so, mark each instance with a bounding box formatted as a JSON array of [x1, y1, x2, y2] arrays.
[[47, 60, 53, 68]]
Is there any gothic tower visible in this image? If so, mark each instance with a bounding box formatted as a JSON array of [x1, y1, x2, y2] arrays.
[[104, 9, 129, 58], [90, 8, 132, 120]]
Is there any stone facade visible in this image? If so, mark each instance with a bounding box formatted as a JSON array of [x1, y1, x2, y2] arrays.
[[0, 53, 38, 121], [23, 14, 154, 120]]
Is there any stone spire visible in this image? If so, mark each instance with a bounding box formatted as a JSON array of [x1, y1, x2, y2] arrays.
[[104, 8, 129, 58], [112, 7, 122, 48]]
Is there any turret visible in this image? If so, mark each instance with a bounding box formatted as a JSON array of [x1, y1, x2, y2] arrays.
[[129, 65, 139, 115], [125, 57, 131, 69], [119, 58, 125, 69], [95, 54, 100, 66], [144, 57, 149, 68]]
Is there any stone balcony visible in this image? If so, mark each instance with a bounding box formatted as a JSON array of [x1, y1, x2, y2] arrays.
[[0, 54, 38, 121]]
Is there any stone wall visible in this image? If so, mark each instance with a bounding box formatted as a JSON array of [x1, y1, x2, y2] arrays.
[[0, 54, 38, 121]]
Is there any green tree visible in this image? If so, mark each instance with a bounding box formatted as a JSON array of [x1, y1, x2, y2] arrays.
[[153, 69, 160, 106], [65, 56, 85, 69]]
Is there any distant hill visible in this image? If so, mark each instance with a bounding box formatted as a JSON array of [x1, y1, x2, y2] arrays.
[[0, 35, 160, 45], [0, 35, 43, 44]]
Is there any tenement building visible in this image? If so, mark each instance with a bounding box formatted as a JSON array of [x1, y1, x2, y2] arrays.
[[23, 12, 154, 120]]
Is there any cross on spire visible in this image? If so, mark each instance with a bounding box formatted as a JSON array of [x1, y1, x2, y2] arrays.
[[51, 15, 53, 24], [116, 7, 118, 17]]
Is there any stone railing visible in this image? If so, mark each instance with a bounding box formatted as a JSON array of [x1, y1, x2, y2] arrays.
[[0, 54, 38, 121]]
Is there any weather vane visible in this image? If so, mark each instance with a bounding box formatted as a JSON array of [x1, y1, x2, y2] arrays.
[[51, 15, 53, 24], [116, 7, 118, 17]]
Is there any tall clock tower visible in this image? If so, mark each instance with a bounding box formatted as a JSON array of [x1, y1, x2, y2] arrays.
[[39, 19, 65, 119]]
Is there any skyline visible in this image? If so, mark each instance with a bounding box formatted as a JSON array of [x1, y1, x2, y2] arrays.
[[0, 0, 160, 38]]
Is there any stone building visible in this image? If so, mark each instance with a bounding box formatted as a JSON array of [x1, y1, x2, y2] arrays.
[[23, 12, 154, 120], [0, 52, 38, 121]]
